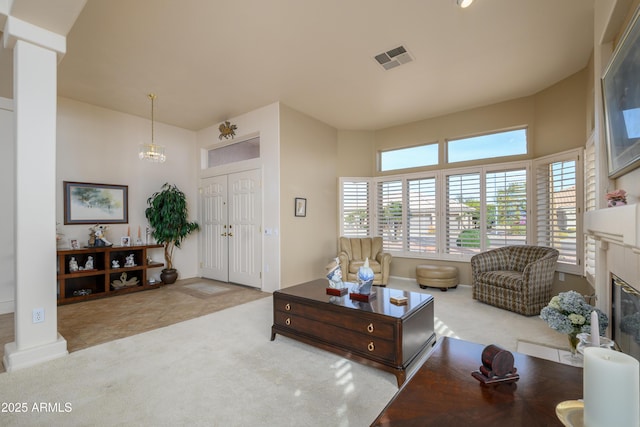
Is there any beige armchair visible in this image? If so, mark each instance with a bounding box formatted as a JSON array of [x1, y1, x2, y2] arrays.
[[338, 237, 392, 286], [471, 245, 559, 316]]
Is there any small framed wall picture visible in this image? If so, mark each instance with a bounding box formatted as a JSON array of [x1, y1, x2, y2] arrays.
[[70, 239, 79, 250], [295, 197, 307, 217], [121, 236, 131, 247]]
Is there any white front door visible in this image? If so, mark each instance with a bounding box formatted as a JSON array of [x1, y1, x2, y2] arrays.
[[200, 169, 261, 287], [201, 175, 228, 281], [227, 170, 262, 286]]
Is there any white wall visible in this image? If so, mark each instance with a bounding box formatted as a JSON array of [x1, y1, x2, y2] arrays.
[[197, 102, 281, 293], [56, 97, 199, 282], [0, 97, 15, 314]]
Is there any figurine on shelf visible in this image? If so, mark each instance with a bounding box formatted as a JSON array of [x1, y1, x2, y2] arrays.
[[326, 257, 344, 289], [112, 259, 120, 269], [89, 224, 113, 247], [69, 257, 79, 272], [84, 256, 94, 270], [111, 272, 139, 289], [124, 254, 136, 267]]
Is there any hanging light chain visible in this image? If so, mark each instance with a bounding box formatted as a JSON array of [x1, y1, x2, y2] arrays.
[[149, 93, 156, 146]]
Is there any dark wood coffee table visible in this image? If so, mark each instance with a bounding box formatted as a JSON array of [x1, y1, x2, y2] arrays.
[[371, 337, 583, 426], [271, 279, 436, 386]]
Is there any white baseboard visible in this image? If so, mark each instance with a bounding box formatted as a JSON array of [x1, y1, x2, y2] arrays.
[[388, 275, 415, 285], [3, 334, 68, 372], [0, 300, 14, 314]]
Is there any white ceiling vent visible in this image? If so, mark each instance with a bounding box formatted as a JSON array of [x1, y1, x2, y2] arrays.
[[374, 46, 414, 71]]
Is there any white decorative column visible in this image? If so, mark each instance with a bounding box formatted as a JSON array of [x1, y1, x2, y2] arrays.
[[2, 17, 68, 371]]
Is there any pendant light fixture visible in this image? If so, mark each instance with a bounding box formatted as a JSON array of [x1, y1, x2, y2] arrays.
[[139, 93, 166, 163], [457, 0, 474, 8]]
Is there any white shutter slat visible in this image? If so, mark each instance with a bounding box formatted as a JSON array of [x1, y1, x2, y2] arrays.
[[536, 158, 578, 269], [486, 168, 528, 249], [584, 141, 596, 283], [377, 180, 403, 251], [341, 179, 370, 237], [407, 177, 437, 254], [445, 173, 481, 255]]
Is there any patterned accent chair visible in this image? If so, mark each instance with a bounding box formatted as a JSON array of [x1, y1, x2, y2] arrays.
[[470, 245, 559, 316], [338, 237, 392, 286]]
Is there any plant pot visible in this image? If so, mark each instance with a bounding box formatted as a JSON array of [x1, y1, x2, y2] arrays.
[[160, 268, 178, 285]]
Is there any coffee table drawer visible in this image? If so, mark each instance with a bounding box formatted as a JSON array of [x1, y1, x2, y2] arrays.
[[274, 310, 396, 362], [274, 296, 395, 340]]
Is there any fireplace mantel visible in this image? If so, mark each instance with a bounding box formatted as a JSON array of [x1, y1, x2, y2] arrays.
[[584, 203, 640, 251]]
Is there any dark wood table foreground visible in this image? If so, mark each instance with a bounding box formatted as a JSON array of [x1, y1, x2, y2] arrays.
[[371, 337, 583, 426]]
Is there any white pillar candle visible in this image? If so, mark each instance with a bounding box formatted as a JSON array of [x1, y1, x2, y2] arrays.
[[590, 310, 600, 347], [583, 347, 640, 427]]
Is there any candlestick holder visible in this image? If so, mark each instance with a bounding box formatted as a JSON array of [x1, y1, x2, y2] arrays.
[[576, 333, 615, 355], [555, 400, 583, 427]]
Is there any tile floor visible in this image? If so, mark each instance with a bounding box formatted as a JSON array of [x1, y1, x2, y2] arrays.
[[517, 340, 583, 367]]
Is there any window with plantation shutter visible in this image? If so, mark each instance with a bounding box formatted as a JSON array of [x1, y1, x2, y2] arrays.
[[377, 180, 404, 252], [340, 178, 370, 237], [535, 150, 581, 273], [584, 139, 596, 284], [407, 176, 437, 254], [338, 133, 582, 264], [486, 168, 528, 249], [445, 172, 482, 255]]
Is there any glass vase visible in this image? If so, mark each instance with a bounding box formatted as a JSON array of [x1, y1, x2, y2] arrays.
[[568, 332, 580, 356]]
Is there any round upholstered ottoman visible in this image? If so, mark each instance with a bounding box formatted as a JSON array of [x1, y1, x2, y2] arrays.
[[416, 265, 458, 291]]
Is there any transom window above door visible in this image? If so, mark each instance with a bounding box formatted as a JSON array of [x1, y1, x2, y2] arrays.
[[207, 137, 260, 168]]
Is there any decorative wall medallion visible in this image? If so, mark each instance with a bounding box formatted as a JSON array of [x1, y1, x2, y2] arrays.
[[219, 121, 237, 140]]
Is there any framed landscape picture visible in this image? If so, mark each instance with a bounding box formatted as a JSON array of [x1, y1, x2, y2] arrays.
[[63, 181, 128, 224], [602, 6, 640, 177]]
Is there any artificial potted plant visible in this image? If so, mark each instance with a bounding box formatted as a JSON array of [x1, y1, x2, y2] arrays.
[[145, 183, 199, 284]]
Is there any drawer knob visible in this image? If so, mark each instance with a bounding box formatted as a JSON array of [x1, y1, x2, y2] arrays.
[[367, 323, 374, 333], [285, 303, 291, 311], [285, 317, 291, 326], [368, 341, 375, 352]]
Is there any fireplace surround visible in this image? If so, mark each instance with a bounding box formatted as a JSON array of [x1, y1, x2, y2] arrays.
[[584, 203, 640, 361], [612, 274, 640, 363]]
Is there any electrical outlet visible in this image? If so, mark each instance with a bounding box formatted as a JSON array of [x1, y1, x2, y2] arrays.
[[33, 308, 45, 323], [558, 272, 565, 282]]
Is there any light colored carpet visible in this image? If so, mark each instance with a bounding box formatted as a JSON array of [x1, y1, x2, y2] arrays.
[[0, 279, 571, 426], [388, 279, 568, 352]]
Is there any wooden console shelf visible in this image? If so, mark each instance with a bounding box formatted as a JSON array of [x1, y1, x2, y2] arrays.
[[56, 244, 164, 305]]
